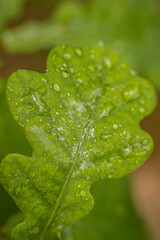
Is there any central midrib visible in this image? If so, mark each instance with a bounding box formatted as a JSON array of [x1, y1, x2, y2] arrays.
[[39, 111, 94, 240]]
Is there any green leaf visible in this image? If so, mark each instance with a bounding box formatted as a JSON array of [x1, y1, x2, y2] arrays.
[[0, 43, 157, 239], [1, 178, 147, 240]]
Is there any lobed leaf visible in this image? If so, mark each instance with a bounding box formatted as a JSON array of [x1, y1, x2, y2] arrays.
[[1, 178, 147, 240], [0, 43, 157, 239]]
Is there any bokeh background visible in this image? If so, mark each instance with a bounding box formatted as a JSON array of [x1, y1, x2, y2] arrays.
[[0, 0, 160, 239]]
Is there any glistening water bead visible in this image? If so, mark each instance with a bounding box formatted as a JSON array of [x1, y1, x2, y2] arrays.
[[63, 53, 71, 61], [122, 85, 141, 102], [62, 71, 69, 78], [53, 83, 60, 92]]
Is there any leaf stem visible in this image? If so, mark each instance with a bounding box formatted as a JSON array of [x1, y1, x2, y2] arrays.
[[39, 110, 94, 240]]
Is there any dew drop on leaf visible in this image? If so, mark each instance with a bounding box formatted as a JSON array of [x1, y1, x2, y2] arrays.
[[113, 124, 118, 130], [80, 190, 86, 197], [139, 107, 145, 113], [122, 85, 141, 102], [62, 71, 69, 78], [53, 83, 60, 92], [63, 53, 71, 61]]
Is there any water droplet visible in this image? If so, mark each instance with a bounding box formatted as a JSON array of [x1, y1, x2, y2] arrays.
[[26, 103, 33, 113], [122, 85, 141, 102], [53, 83, 60, 92], [80, 190, 86, 197], [100, 133, 113, 141], [63, 53, 71, 60], [104, 57, 112, 69], [62, 71, 69, 78], [139, 107, 145, 113], [100, 102, 115, 118], [120, 146, 132, 157], [113, 124, 118, 130], [63, 63, 67, 68], [75, 47, 82, 56]]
